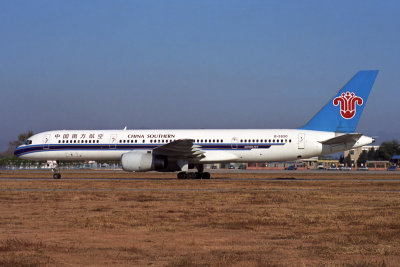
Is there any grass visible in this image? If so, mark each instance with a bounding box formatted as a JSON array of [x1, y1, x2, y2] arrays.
[[0, 170, 399, 266]]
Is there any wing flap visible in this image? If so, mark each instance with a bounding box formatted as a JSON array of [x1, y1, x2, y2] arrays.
[[153, 139, 205, 158]]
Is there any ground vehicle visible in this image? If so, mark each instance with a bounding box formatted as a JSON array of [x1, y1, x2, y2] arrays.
[[228, 165, 235, 169], [328, 166, 339, 170], [357, 167, 369, 171], [317, 164, 326, 170], [285, 165, 297, 170], [340, 166, 352, 171], [387, 165, 398, 171]]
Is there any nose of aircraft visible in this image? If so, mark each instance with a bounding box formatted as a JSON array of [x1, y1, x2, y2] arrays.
[[14, 145, 23, 157]]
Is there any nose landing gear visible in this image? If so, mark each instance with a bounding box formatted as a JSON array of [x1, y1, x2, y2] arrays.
[[52, 162, 61, 179]]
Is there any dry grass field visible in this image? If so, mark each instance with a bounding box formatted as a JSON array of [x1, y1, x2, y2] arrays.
[[0, 170, 400, 266]]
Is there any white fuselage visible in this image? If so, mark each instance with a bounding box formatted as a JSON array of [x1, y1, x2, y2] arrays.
[[15, 129, 374, 163]]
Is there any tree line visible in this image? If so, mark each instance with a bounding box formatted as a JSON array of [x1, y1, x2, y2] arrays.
[[340, 140, 400, 167]]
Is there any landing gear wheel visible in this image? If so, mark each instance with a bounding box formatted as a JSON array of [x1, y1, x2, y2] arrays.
[[177, 172, 187, 179], [187, 172, 196, 179], [51, 163, 61, 179], [202, 172, 211, 179]]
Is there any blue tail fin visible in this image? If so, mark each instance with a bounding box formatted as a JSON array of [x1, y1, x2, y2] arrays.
[[300, 70, 378, 133]]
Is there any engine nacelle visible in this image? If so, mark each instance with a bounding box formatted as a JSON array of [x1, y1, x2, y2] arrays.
[[121, 151, 166, 172]]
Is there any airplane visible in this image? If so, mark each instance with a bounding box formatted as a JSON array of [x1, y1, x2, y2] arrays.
[[14, 70, 379, 179]]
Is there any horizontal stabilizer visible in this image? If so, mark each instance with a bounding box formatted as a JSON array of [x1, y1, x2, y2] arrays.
[[319, 133, 362, 145]]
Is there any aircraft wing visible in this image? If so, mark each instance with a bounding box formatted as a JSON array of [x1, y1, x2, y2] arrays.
[[319, 133, 363, 145], [153, 139, 205, 159]]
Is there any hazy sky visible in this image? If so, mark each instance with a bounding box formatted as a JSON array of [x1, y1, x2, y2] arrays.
[[1, 0, 399, 150]]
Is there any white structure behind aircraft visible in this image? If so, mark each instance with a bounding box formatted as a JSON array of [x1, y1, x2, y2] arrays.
[[15, 71, 378, 179]]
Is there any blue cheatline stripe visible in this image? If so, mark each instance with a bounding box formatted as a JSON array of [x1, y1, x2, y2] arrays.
[[14, 143, 282, 157]]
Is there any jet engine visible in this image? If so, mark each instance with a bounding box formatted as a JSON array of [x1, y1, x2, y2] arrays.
[[121, 151, 167, 172]]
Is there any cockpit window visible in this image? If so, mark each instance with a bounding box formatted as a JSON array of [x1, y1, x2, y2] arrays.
[[24, 140, 32, 145]]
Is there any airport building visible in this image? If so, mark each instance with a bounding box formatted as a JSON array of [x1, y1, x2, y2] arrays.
[[344, 145, 380, 167]]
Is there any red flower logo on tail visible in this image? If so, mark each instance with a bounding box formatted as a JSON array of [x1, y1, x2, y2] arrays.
[[333, 92, 363, 119]]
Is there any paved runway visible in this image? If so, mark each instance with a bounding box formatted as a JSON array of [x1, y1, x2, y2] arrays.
[[1, 176, 400, 182]]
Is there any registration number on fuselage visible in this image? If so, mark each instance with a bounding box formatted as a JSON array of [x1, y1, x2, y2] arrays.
[[274, 135, 288, 138]]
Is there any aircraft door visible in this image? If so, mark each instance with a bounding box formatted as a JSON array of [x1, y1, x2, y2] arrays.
[[298, 133, 305, 149], [43, 134, 50, 150], [231, 137, 238, 149], [109, 134, 117, 149]]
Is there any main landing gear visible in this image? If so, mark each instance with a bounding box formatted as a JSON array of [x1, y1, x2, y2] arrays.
[[52, 162, 61, 179], [177, 172, 211, 179], [177, 164, 210, 179]]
